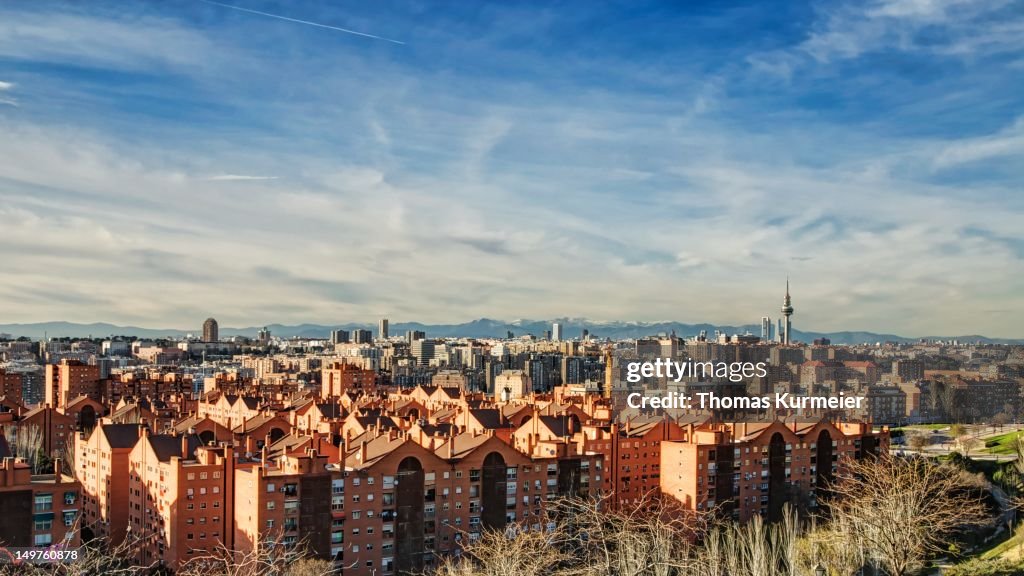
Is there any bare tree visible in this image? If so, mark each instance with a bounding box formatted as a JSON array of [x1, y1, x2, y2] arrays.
[[53, 437, 75, 478], [993, 412, 1012, 431], [955, 434, 983, 457], [432, 493, 709, 576], [794, 519, 865, 576], [692, 506, 800, 576], [177, 532, 333, 576], [906, 432, 931, 453], [826, 454, 991, 576], [2, 423, 45, 473], [432, 526, 577, 576]]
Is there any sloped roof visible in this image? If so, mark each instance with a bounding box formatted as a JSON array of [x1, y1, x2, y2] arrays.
[[101, 423, 144, 449], [468, 408, 504, 430], [233, 412, 286, 434], [147, 434, 202, 462], [315, 403, 345, 419], [433, 431, 491, 459]]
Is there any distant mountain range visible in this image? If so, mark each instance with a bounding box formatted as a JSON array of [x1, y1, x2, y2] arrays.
[[0, 319, 1021, 345]]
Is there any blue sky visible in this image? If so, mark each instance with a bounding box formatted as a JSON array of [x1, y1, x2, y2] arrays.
[[0, 0, 1022, 337]]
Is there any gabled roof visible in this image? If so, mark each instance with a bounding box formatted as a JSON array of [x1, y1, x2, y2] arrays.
[[147, 434, 202, 462], [539, 415, 571, 437], [233, 412, 287, 434], [622, 417, 662, 438], [315, 403, 344, 419], [100, 423, 144, 449], [467, 408, 505, 430], [172, 415, 231, 435], [352, 415, 399, 431], [434, 431, 491, 459], [65, 395, 102, 411]]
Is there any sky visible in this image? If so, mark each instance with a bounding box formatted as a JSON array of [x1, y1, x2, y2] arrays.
[[0, 0, 1022, 337]]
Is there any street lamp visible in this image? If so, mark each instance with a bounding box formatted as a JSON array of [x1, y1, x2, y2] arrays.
[[815, 564, 826, 576]]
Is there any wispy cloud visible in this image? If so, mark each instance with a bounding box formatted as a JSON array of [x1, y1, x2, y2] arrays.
[[749, 0, 1024, 75], [932, 116, 1024, 168], [0, 80, 16, 106], [206, 174, 279, 181]]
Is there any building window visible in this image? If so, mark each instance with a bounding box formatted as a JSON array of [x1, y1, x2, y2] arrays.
[[34, 494, 53, 513], [34, 534, 52, 547]]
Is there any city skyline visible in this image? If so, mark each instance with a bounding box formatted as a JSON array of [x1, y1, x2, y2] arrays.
[[1, 0, 1023, 337]]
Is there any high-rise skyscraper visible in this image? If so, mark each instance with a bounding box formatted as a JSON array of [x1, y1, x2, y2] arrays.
[[411, 339, 436, 366], [202, 317, 219, 342], [330, 329, 350, 344], [552, 322, 562, 342], [352, 329, 373, 344], [760, 317, 772, 342], [379, 318, 389, 340], [780, 279, 794, 345]]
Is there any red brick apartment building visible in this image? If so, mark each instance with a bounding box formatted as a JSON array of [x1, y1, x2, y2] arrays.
[[660, 420, 887, 522], [0, 457, 81, 549], [126, 433, 235, 570], [1, 367, 24, 405], [45, 359, 101, 409], [68, 374, 887, 576], [322, 362, 378, 397]]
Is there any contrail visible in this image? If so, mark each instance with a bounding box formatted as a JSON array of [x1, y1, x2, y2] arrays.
[[199, 0, 404, 45]]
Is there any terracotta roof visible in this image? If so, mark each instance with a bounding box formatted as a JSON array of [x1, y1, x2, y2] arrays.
[[233, 412, 286, 434], [64, 395, 100, 410], [434, 431, 492, 459], [344, 434, 408, 469]]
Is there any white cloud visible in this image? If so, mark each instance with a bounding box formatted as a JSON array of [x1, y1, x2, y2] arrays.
[[750, 0, 1024, 72], [0, 80, 16, 106], [206, 174, 279, 181], [932, 117, 1024, 168]]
